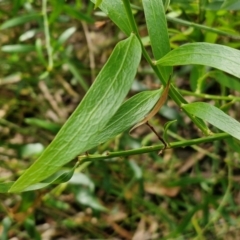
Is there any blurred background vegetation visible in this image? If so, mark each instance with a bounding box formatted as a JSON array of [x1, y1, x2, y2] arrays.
[[1, 0, 240, 239]]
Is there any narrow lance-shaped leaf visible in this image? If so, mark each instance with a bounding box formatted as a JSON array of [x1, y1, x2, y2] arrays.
[[0, 168, 75, 193], [0, 13, 41, 29], [1, 44, 35, 53], [57, 27, 77, 46], [182, 102, 240, 140], [94, 88, 165, 146], [221, 0, 240, 10], [9, 34, 141, 192], [156, 43, 240, 79], [142, 0, 172, 81]]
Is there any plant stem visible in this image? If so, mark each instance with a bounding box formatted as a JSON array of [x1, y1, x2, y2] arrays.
[[161, 126, 220, 160], [78, 133, 230, 163], [42, 0, 53, 71], [167, 16, 240, 40], [122, 0, 209, 135], [180, 90, 240, 101]]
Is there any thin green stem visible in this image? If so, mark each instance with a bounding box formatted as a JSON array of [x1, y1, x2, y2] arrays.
[[78, 133, 230, 163], [122, 0, 209, 135], [180, 90, 240, 101], [161, 126, 220, 160], [167, 16, 240, 40], [42, 0, 53, 71]]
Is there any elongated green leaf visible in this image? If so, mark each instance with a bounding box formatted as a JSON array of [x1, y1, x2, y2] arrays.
[[0, 169, 75, 193], [9, 34, 141, 192], [19, 29, 38, 42], [57, 27, 76, 46], [0, 13, 41, 30], [182, 102, 240, 140], [221, 0, 240, 10], [156, 43, 240, 79], [94, 88, 164, 145], [23, 168, 75, 191], [1, 44, 35, 53], [142, 0, 172, 81], [91, 0, 131, 35]]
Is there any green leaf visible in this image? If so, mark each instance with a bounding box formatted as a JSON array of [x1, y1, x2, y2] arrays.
[[0, 13, 41, 30], [221, 0, 240, 10], [0, 169, 75, 193], [156, 43, 240, 79], [142, 0, 172, 81], [19, 29, 38, 42], [50, 169, 75, 184], [182, 102, 240, 140], [1, 44, 35, 53], [94, 88, 164, 145], [57, 27, 76, 46], [21, 168, 75, 191], [9, 34, 141, 192], [91, 0, 131, 35]]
